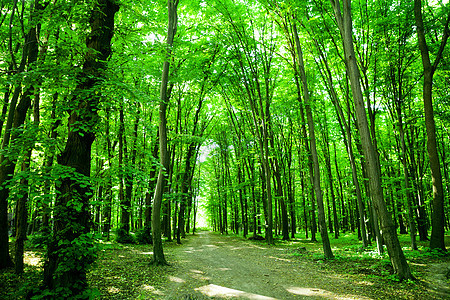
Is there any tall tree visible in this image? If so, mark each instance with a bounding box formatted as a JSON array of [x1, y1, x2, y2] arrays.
[[151, 0, 179, 265], [329, 0, 412, 280], [0, 0, 41, 270], [414, 0, 449, 251], [293, 21, 333, 259], [42, 0, 119, 296]]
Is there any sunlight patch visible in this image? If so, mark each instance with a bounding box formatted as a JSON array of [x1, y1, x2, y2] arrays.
[[141, 284, 155, 291], [190, 270, 210, 281], [286, 287, 373, 299], [185, 249, 204, 253], [139, 251, 153, 255], [107, 286, 121, 294], [169, 276, 186, 283], [196, 284, 277, 299], [248, 245, 267, 250], [267, 256, 291, 262], [140, 284, 165, 296], [286, 287, 327, 296], [356, 281, 375, 286], [24, 252, 42, 267], [228, 246, 246, 250]]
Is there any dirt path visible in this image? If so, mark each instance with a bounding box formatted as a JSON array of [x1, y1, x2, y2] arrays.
[[161, 231, 373, 299], [87, 230, 448, 299]]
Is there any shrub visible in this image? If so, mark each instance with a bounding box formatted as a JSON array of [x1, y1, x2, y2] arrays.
[[115, 227, 134, 244], [134, 226, 153, 245]]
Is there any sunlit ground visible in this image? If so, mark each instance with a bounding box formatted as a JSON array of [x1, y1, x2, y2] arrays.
[[285, 286, 373, 299], [24, 251, 43, 267], [194, 284, 375, 299], [196, 284, 277, 299]]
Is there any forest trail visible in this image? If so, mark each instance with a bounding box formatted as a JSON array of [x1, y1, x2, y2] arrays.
[[161, 231, 372, 299], [87, 230, 449, 299]]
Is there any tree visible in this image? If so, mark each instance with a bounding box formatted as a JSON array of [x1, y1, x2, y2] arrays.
[[42, 0, 119, 297], [329, 0, 413, 280], [414, 0, 449, 252], [151, 0, 179, 265], [0, 0, 41, 270], [292, 20, 333, 259]]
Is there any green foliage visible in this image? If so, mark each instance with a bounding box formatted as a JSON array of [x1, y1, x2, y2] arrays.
[[26, 232, 50, 249], [29, 286, 100, 300], [116, 227, 135, 244], [407, 247, 449, 259], [54, 232, 99, 273], [134, 226, 153, 245]]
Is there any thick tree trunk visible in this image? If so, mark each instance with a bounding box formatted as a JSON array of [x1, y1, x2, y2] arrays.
[[330, 0, 412, 279], [151, 0, 179, 265], [42, 1, 118, 296], [414, 0, 449, 251]]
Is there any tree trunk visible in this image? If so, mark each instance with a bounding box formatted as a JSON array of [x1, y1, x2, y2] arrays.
[[15, 75, 42, 274], [315, 37, 365, 244], [407, 126, 429, 241], [414, 0, 449, 251], [269, 127, 289, 240], [42, 1, 119, 296], [0, 2, 41, 268], [293, 22, 333, 259], [102, 109, 113, 240], [118, 104, 131, 241], [144, 140, 159, 241], [178, 91, 204, 242], [151, 0, 179, 265], [14, 149, 32, 274], [330, 0, 412, 280]]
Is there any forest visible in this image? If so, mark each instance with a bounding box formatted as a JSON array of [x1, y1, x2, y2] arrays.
[[0, 0, 450, 299]]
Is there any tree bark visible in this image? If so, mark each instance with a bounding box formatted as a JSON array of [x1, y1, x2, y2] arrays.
[[102, 108, 113, 240], [269, 126, 289, 241], [322, 122, 339, 239], [178, 91, 204, 243], [330, 0, 412, 279], [151, 0, 179, 265], [293, 22, 333, 259], [0, 1, 41, 269], [414, 0, 449, 251], [118, 104, 131, 240], [42, 1, 118, 296], [15, 66, 42, 273]]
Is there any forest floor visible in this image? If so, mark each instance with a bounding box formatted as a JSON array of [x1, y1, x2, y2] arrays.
[[2, 230, 450, 299]]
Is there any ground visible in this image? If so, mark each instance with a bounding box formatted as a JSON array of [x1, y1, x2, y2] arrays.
[[1, 231, 449, 299], [89, 231, 449, 299]]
